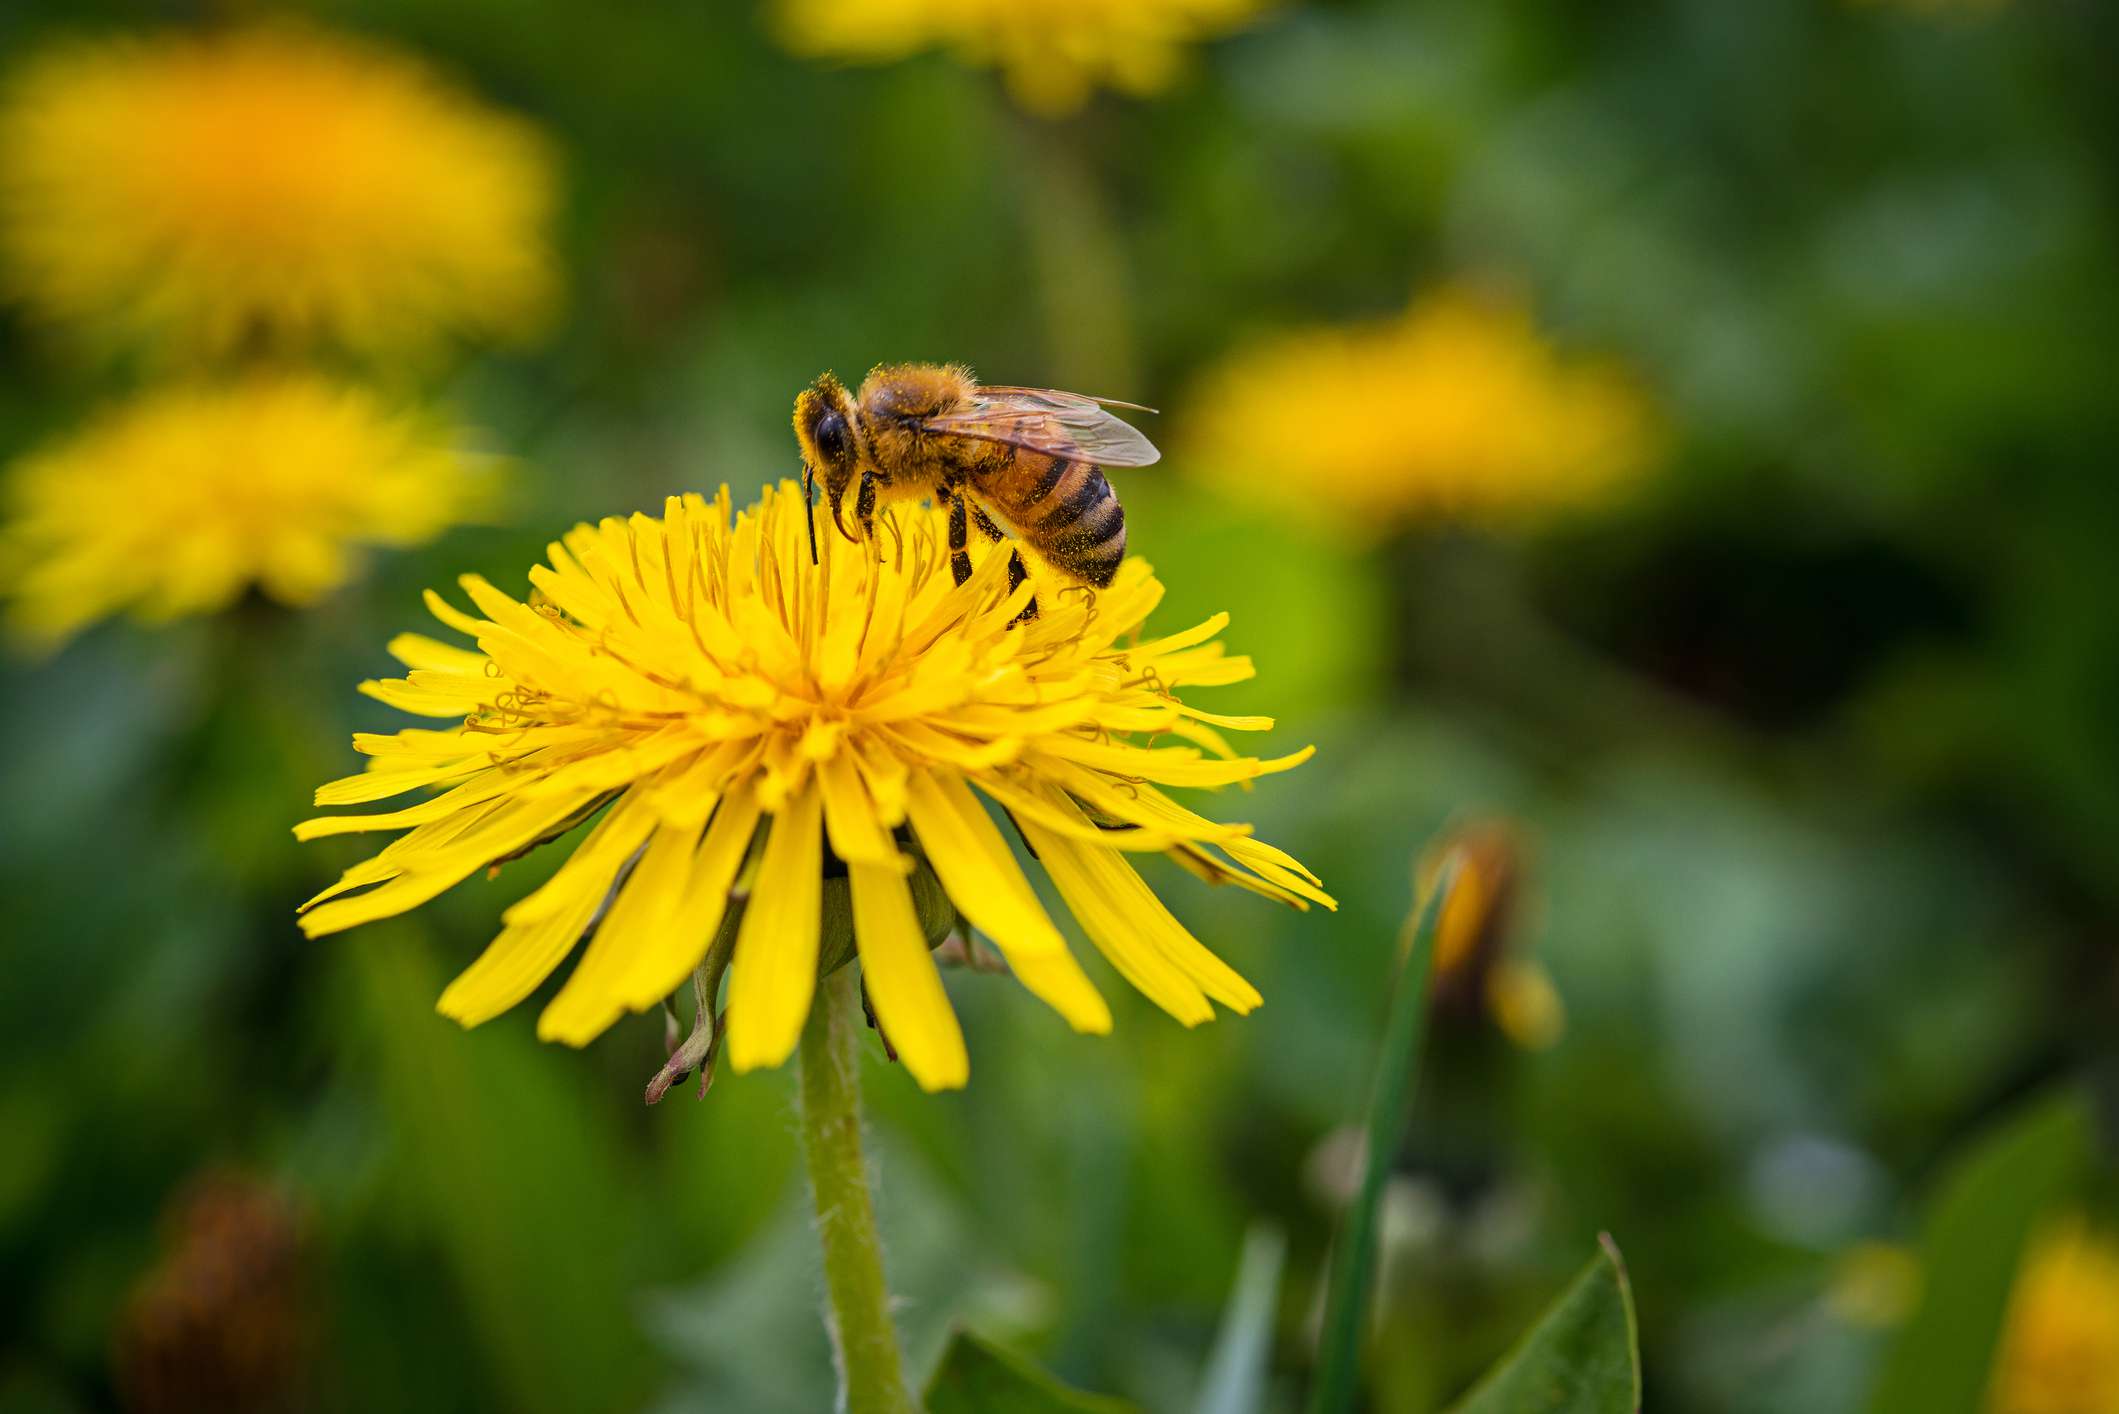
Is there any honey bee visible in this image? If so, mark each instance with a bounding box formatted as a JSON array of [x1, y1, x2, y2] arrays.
[[791, 362, 1159, 603]]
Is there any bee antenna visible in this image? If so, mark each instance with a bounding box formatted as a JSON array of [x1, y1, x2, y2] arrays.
[[802, 464, 819, 565]]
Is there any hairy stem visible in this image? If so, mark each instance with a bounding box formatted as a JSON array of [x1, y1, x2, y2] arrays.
[[798, 967, 915, 1414]]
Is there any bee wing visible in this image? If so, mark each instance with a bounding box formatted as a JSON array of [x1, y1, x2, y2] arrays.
[[917, 388, 1162, 467], [977, 386, 1160, 416]]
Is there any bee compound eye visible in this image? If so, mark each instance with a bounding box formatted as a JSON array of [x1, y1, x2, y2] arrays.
[[814, 413, 849, 462]]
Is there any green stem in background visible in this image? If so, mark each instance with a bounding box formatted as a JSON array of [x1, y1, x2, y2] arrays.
[[1008, 111, 1139, 394], [798, 966, 916, 1414], [1306, 863, 1457, 1414]]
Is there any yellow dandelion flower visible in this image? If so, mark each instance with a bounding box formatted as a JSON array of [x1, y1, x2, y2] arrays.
[[0, 25, 557, 360], [773, 0, 1270, 116], [1183, 286, 1661, 540], [1988, 1216, 2119, 1414], [0, 377, 492, 648], [296, 483, 1331, 1092]]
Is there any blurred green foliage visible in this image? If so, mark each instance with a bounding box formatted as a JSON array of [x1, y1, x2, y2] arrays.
[[1, 0, 2115, 1411]]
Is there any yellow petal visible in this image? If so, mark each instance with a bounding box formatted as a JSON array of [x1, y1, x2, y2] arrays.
[[611, 783, 763, 1011], [1175, 704, 1274, 732], [422, 587, 488, 638], [903, 771, 1109, 1034], [1031, 789, 1263, 1016], [387, 632, 490, 675], [818, 749, 904, 867], [1131, 611, 1228, 658], [849, 737, 910, 828], [312, 752, 486, 806], [501, 790, 659, 925], [351, 726, 486, 760], [296, 860, 467, 934], [1158, 649, 1255, 689], [296, 789, 604, 934], [849, 859, 968, 1091], [971, 771, 1173, 852], [724, 786, 823, 1073], [1017, 819, 1213, 1026], [1217, 835, 1337, 909], [438, 887, 603, 1028], [640, 743, 735, 829], [1036, 734, 1311, 788], [357, 676, 488, 718], [296, 770, 516, 839], [433, 794, 661, 1025], [536, 820, 701, 1045], [1167, 840, 1315, 910], [1044, 762, 1254, 844]]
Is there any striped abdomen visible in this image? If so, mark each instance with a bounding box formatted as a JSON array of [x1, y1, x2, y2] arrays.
[[981, 451, 1126, 588]]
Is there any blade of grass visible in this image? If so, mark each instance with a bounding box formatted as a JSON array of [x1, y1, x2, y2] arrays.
[[925, 1329, 1141, 1413], [1866, 1086, 2093, 1414], [1196, 1224, 1289, 1414], [1305, 862, 1456, 1414]]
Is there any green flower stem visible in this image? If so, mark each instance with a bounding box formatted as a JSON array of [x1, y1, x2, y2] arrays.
[[797, 966, 915, 1414], [1306, 863, 1456, 1414], [1008, 111, 1137, 394]]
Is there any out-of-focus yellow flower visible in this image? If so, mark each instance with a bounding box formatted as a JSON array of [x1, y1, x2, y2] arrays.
[[1184, 287, 1661, 540], [1987, 1215, 2119, 1414], [0, 25, 557, 361], [1416, 818, 1563, 1050], [0, 377, 491, 648], [296, 483, 1330, 1092], [772, 0, 1269, 115]]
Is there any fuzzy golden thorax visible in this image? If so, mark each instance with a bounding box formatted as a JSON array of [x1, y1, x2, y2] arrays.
[[851, 363, 976, 489]]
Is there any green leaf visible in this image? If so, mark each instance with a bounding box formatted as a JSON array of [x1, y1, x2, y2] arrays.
[[1865, 1086, 2094, 1414], [924, 1329, 1142, 1414], [1305, 865, 1453, 1414], [1195, 1224, 1288, 1414], [1444, 1235, 1642, 1414], [337, 927, 658, 1414]]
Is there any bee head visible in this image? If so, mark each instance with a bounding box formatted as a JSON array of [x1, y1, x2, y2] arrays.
[[793, 373, 861, 508]]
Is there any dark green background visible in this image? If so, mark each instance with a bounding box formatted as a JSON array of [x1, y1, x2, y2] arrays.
[[1, 1, 2114, 1410]]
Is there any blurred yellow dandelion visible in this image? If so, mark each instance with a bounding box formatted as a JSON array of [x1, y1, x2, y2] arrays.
[[0, 25, 558, 360], [773, 0, 1270, 115], [0, 377, 491, 648], [296, 482, 1331, 1092], [1987, 1215, 2119, 1414], [1184, 286, 1661, 539]]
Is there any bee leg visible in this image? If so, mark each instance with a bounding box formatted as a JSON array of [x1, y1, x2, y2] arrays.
[[1004, 550, 1040, 624], [802, 464, 818, 565], [969, 503, 1039, 623], [946, 493, 972, 586], [855, 470, 879, 544]]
